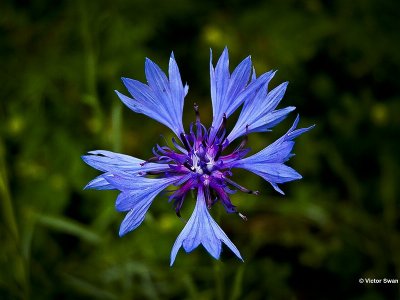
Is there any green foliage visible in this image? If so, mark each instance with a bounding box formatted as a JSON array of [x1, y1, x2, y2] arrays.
[[1, 0, 399, 299]]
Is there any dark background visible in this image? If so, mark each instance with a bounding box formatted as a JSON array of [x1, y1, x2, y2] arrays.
[[1, 0, 400, 299]]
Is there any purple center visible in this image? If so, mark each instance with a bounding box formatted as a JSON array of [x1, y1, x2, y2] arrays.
[[146, 104, 257, 218]]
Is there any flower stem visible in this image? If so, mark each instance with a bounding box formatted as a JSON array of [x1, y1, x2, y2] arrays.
[[213, 260, 224, 300], [213, 205, 224, 300], [0, 140, 30, 299]]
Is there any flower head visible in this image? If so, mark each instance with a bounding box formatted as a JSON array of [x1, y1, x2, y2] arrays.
[[82, 48, 314, 265]]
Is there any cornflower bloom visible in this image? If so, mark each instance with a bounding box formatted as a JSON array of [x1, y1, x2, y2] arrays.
[[82, 48, 314, 265]]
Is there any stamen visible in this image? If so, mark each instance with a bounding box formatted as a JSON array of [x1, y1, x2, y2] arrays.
[[183, 160, 193, 171], [235, 124, 249, 152], [224, 177, 259, 195], [216, 113, 227, 139], [194, 104, 205, 140], [140, 156, 159, 166], [214, 143, 223, 161], [194, 102, 200, 123], [180, 133, 191, 152], [174, 199, 187, 221], [202, 139, 207, 148], [210, 189, 218, 205], [171, 137, 187, 154], [177, 214, 187, 223], [238, 212, 248, 221], [204, 187, 213, 209]]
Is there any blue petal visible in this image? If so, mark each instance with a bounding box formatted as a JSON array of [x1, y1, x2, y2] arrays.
[[116, 53, 186, 138], [243, 163, 302, 183], [210, 48, 230, 123], [82, 150, 142, 172], [169, 53, 186, 120], [209, 48, 250, 134], [104, 174, 180, 236], [84, 174, 113, 190], [227, 80, 295, 142], [209, 49, 279, 141], [119, 200, 153, 236], [170, 187, 243, 266], [231, 116, 314, 193], [82, 150, 169, 174], [82, 150, 171, 190], [105, 173, 179, 194]]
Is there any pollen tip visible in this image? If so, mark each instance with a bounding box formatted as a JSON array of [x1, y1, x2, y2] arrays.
[[238, 212, 248, 221], [253, 190, 260, 195]]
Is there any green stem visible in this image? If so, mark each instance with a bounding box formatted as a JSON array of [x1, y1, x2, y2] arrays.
[[0, 141, 18, 240], [213, 261, 224, 300], [78, 0, 102, 127], [79, 1, 97, 99], [213, 205, 224, 300], [0, 140, 30, 299], [231, 265, 245, 300]]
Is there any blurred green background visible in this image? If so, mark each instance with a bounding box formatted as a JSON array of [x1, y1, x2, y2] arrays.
[[1, 0, 400, 299]]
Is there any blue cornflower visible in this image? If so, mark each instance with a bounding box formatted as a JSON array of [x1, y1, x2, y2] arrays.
[[82, 48, 314, 266]]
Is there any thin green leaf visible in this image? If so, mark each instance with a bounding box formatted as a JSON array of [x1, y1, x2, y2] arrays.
[[35, 214, 101, 244]]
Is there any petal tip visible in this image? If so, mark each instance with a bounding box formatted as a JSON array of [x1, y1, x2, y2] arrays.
[[118, 228, 126, 237]]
